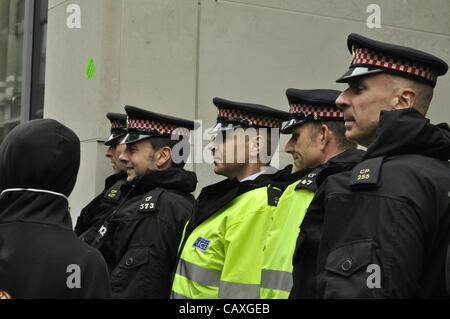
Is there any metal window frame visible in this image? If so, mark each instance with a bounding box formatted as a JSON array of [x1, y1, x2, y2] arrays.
[[20, 0, 34, 123], [19, 0, 48, 123], [30, 0, 48, 120]]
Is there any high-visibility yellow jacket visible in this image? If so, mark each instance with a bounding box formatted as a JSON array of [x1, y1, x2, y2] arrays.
[[171, 176, 283, 299], [260, 170, 319, 299]]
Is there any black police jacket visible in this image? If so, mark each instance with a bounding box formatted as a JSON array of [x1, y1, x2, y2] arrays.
[[289, 148, 366, 298], [74, 171, 127, 241], [95, 168, 197, 299], [291, 108, 450, 298], [0, 119, 111, 299]]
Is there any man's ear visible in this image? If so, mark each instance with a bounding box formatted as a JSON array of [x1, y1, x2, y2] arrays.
[[319, 124, 330, 151], [394, 87, 416, 110], [250, 134, 265, 157], [156, 146, 172, 168]]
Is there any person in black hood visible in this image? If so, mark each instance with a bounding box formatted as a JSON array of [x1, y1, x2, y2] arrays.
[[0, 119, 111, 299], [75, 113, 128, 241], [91, 106, 198, 299], [290, 33, 450, 298]]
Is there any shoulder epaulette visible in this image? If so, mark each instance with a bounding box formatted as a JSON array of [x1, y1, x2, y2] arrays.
[[137, 188, 165, 214], [267, 186, 283, 207], [103, 179, 126, 202], [349, 156, 385, 189], [295, 167, 322, 192]]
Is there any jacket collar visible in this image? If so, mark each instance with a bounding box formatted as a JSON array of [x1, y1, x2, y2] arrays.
[[365, 108, 450, 160], [127, 167, 197, 195], [190, 167, 286, 231], [105, 171, 128, 189]]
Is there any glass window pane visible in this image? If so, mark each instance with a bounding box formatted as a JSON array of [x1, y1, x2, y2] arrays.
[[0, 0, 25, 143]]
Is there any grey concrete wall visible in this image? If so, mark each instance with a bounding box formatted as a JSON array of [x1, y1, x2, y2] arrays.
[[45, 0, 450, 225]]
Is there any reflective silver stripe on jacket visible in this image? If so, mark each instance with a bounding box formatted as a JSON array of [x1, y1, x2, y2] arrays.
[[170, 291, 190, 299], [219, 281, 260, 299], [261, 269, 293, 292], [176, 258, 221, 287], [174, 258, 262, 299]]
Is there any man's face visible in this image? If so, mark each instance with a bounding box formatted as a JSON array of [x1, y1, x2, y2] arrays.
[[336, 73, 398, 147], [105, 142, 127, 174], [284, 123, 323, 172], [119, 140, 158, 181], [208, 129, 249, 178]]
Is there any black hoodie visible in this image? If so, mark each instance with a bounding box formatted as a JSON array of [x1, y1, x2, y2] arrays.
[[0, 119, 111, 299], [93, 167, 197, 299], [291, 108, 450, 299]]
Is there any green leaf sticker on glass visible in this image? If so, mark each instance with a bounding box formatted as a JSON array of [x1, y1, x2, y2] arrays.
[[86, 58, 96, 80]]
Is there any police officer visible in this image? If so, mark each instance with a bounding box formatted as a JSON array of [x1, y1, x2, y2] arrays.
[[291, 33, 450, 298], [94, 106, 198, 298], [75, 113, 128, 240], [260, 89, 363, 298], [171, 97, 290, 299]]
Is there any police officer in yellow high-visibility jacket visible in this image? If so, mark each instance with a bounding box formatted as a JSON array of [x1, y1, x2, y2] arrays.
[[171, 97, 290, 299], [260, 89, 364, 298]]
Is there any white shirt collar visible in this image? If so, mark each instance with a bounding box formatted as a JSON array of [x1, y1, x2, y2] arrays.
[[240, 166, 278, 182]]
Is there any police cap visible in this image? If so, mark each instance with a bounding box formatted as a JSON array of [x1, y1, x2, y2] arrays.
[[121, 105, 198, 144], [104, 112, 127, 146], [209, 97, 290, 134], [281, 89, 343, 134], [336, 33, 448, 87]]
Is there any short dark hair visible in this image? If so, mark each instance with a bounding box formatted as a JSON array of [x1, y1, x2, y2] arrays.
[[241, 126, 279, 165], [256, 127, 278, 165], [147, 136, 190, 168], [310, 121, 357, 150]]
